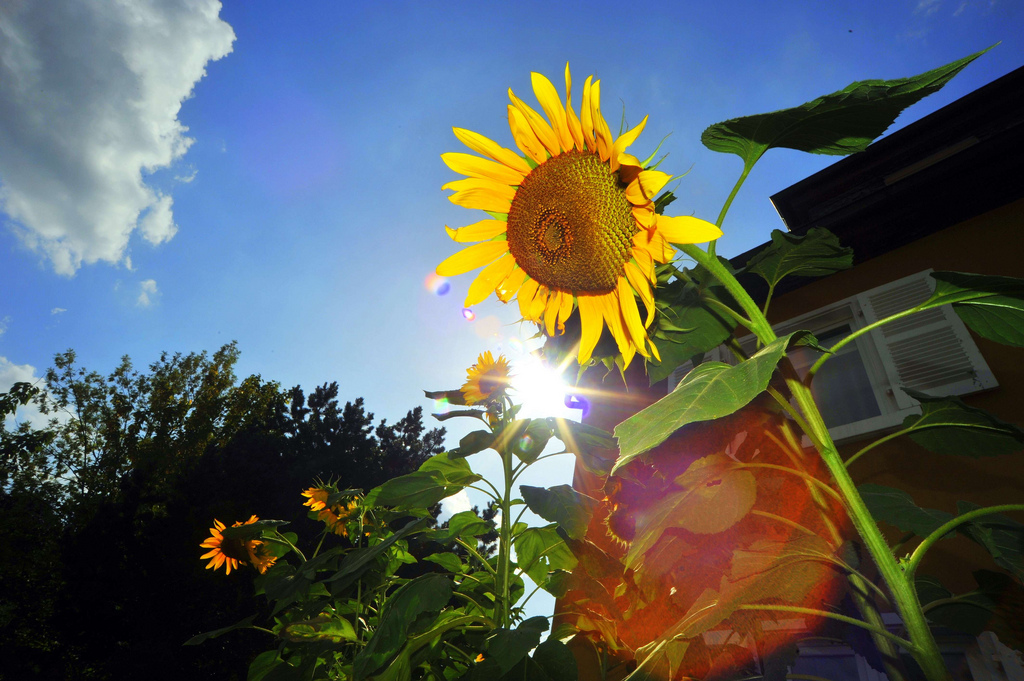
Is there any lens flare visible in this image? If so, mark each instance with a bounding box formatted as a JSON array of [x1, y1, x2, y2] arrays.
[[433, 397, 451, 415], [461, 308, 476, 321], [507, 337, 524, 354], [424, 273, 451, 296], [510, 354, 570, 418]]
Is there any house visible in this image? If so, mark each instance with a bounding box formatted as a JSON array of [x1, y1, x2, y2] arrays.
[[565, 64, 1024, 680]]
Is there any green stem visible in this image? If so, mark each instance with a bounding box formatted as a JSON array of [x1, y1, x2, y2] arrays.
[[704, 296, 755, 332], [496, 431, 515, 629], [762, 282, 776, 318], [765, 386, 816, 440], [270, 531, 306, 562], [845, 427, 915, 468], [905, 504, 1024, 579], [455, 538, 497, 575], [736, 605, 915, 650], [695, 246, 951, 681], [809, 306, 924, 377], [736, 462, 845, 505], [709, 162, 755, 258]]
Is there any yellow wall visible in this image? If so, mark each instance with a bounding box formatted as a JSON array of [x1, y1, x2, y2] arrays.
[[765, 197, 1024, 592]]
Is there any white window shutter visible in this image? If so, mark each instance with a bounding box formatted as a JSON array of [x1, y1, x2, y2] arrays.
[[855, 270, 997, 409]]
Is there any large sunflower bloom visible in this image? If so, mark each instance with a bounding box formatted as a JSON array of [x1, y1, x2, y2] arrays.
[[199, 515, 275, 575], [436, 65, 722, 367], [460, 351, 512, 405]]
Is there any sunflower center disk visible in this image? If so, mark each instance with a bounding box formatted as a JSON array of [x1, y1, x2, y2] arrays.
[[506, 150, 638, 293]]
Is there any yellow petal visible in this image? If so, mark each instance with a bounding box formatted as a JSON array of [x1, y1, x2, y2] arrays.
[[452, 127, 531, 175], [590, 80, 614, 162], [532, 72, 574, 153], [632, 205, 656, 229], [508, 105, 548, 165], [577, 294, 604, 365], [626, 170, 672, 205], [445, 219, 507, 243], [618, 277, 649, 358], [656, 214, 723, 244], [518, 278, 540, 319], [557, 288, 574, 333], [598, 290, 629, 358], [509, 89, 560, 156], [631, 244, 655, 281], [465, 254, 516, 307], [612, 115, 648, 156], [497, 266, 528, 302], [442, 177, 517, 201], [436, 241, 509, 276], [621, 341, 636, 370], [580, 76, 596, 151], [544, 290, 562, 336], [624, 261, 655, 327], [447, 188, 513, 213], [442, 152, 524, 185], [529, 285, 549, 321], [649, 338, 661, 363], [564, 65, 585, 151]]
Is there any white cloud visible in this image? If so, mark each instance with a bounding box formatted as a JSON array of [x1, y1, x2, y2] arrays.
[[0, 315, 8, 336], [915, 0, 942, 15], [439, 489, 473, 520], [137, 278, 158, 307], [50, 307, 66, 315], [0, 0, 235, 275]]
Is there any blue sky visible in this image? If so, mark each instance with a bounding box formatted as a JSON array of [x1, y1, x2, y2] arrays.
[[1, 0, 1022, 618]]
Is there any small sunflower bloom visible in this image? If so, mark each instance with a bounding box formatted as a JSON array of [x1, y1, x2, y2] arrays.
[[460, 351, 512, 405], [319, 499, 360, 537], [200, 515, 274, 575], [437, 65, 722, 368], [301, 487, 330, 512]]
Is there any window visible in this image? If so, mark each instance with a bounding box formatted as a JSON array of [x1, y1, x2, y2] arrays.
[[668, 270, 997, 444]]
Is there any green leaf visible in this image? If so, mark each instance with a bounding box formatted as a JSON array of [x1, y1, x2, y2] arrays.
[[520, 484, 599, 540], [428, 510, 492, 543], [512, 419, 553, 463], [220, 519, 289, 541], [280, 614, 357, 643], [957, 501, 1024, 584], [422, 552, 463, 573], [248, 650, 285, 681], [625, 455, 757, 569], [614, 333, 808, 473], [352, 573, 453, 680], [484, 617, 550, 675], [925, 272, 1024, 347], [646, 269, 737, 385], [365, 452, 482, 509], [326, 517, 428, 589], [183, 615, 256, 646], [431, 408, 488, 423], [424, 388, 469, 406], [701, 46, 992, 168], [450, 429, 495, 458], [744, 227, 853, 289], [900, 388, 1024, 457], [513, 525, 578, 586], [859, 484, 953, 537], [532, 638, 579, 681]]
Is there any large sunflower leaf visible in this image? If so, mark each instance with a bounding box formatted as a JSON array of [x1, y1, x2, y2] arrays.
[[901, 388, 1024, 457], [922, 272, 1024, 347], [701, 46, 991, 168], [956, 502, 1024, 584], [352, 573, 453, 680], [462, 617, 550, 679], [743, 227, 853, 290], [183, 615, 257, 646], [647, 264, 739, 385], [520, 484, 599, 540], [858, 484, 953, 537], [365, 452, 481, 508], [514, 525, 578, 586], [326, 517, 429, 589], [449, 429, 495, 458], [614, 332, 810, 473]]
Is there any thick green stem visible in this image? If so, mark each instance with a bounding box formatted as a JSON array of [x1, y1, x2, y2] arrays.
[[693, 245, 952, 681], [905, 504, 1024, 579], [496, 437, 515, 628]]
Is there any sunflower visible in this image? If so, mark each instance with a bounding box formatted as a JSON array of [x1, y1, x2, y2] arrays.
[[301, 486, 330, 512], [199, 515, 275, 575], [319, 499, 360, 537], [460, 351, 512, 405], [436, 65, 722, 368]]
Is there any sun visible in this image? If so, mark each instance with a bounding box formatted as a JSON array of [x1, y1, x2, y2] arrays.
[[509, 353, 572, 419], [436, 64, 722, 368]]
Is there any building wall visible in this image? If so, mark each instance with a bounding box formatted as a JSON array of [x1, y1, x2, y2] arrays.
[[764, 196, 1024, 593]]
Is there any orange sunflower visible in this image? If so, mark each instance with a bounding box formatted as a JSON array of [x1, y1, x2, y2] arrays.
[[199, 515, 276, 575], [301, 486, 330, 512], [460, 351, 512, 405], [436, 64, 722, 367], [318, 500, 360, 537]]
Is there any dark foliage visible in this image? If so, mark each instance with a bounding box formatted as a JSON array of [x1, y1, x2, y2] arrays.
[[0, 344, 444, 680]]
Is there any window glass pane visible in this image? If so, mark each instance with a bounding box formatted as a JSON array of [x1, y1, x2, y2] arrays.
[[790, 325, 882, 429], [791, 653, 861, 681]]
